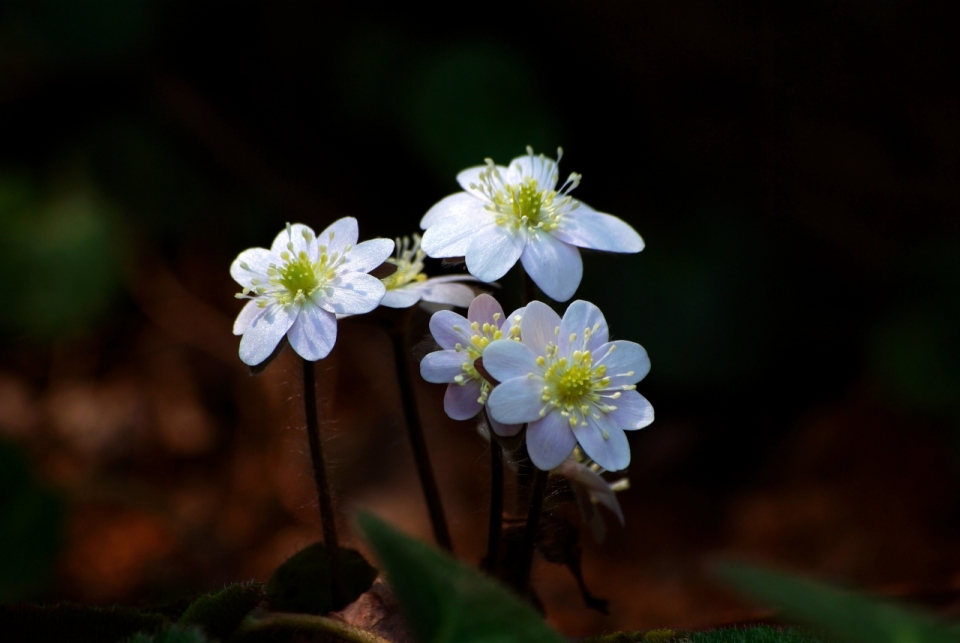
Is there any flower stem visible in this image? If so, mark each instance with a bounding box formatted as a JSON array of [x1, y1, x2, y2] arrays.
[[302, 357, 346, 610], [484, 419, 504, 575], [514, 467, 548, 597], [390, 321, 454, 553]]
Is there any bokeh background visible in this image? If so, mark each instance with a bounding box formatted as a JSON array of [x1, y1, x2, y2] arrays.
[[1, 0, 959, 636]]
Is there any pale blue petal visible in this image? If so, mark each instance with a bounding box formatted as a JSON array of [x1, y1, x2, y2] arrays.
[[419, 282, 476, 308], [421, 211, 495, 258], [526, 412, 577, 471], [574, 414, 631, 472], [420, 350, 469, 384], [233, 299, 265, 336], [559, 300, 609, 355], [554, 206, 644, 253], [467, 293, 505, 326], [231, 248, 278, 288], [487, 376, 545, 424], [486, 408, 522, 437], [239, 303, 297, 365], [594, 341, 651, 384], [606, 390, 654, 431], [455, 165, 501, 201], [287, 303, 337, 361], [380, 287, 422, 308], [519, 301, 561, 356], [428, 310, 472, 350], [271, 223, 320, 258], [520, 234, 582, 302], [422, 192, 484, 229], [482, 339, 540, 383], [316, 217, 360, 258], [344, 238, 394, 273], [465, 226, 525, 283], [444, 380, 484, 420], [320, 273, 386, 314], [507, 152, 559, 191]]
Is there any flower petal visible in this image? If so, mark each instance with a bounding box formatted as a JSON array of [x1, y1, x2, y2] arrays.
[[594, 341, 651, 385], [419, 282, 476, 308], [574, 414, 630, 472], [320, 273, 387, 314], [421, 211, 495, 258], [317, 217, 360, 257], [559, 300, 609, 355], [606, 389, 654, 431], [556, 459, 624, 525], [526, 412, 577, 470], [503, 306, 525, 336], [420, 350, 469, 384], [467, 293, 505, 326], [231, 248, 278, 288], [233, 299, 265, 336], [519, 301, 562, 356], [287, 302, 337, 361], [486, 408, 522, 437], [444, 380, 484, 420], [422, 192, 485, 229], [428, 310, 471, 350], [465, 225, 525, 283], [271, 223, 319, 258], [239, 303, 298, 365], [457, 165, 506, 200], [487, 376, 546, 424], [554, 205, 644, 253], [380, 287, 423, 308], [482, 339, 540, 383], [507, 152, 559, 191], [520, 234, 582, 302], [344, 238, 395, 273]]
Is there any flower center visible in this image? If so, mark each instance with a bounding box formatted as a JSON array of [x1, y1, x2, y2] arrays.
[[451, 316, 507, 405], [382, 234, 428, 291], [468, 147, 582, 237], [537, 326, 623, 431]]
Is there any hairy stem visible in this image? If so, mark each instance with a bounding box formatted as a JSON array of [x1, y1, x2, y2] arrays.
[[514, 467, 548, 597], [391, 321, 454, 552], [302, 357, 346, 610], [484, 421, 504, 575]]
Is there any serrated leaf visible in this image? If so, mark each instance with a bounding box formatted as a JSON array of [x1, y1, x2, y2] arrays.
[[266, 542, 377, 615], [178, 582, 263, 641], [356, 512, 566, 643], [717, 562, 960, 643]]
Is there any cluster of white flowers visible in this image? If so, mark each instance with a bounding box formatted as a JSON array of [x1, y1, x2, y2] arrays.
[[229, 147, 652, 476]]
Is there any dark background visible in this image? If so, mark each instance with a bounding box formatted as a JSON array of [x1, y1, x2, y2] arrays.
[[1, 0, 959, 635]]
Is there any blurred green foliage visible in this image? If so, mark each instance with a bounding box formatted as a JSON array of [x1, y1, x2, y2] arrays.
[[718, 562, 960, 643], [0, 439, 64, 602], [0, 175, 124, 341], [357, 512, 565, 643]]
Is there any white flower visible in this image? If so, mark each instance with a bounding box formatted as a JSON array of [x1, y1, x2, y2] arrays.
[[379, 234, 477, 309], [419, 147, 644, 302], [419, 294, 524, 436], [482, 300, 653, 471], [231, 218, 394, 365]]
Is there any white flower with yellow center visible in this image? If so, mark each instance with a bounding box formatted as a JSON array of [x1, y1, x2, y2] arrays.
[[483, 300, 653, 471], [379, 234, 477, 309], [231, 217, 394, 365], [419, 148, 645, 302], [419, 294, 524, 436]]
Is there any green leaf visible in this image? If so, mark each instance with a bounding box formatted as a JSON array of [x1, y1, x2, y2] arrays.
[[355, 512, 566, 643], [178, 582, 263, 641], [266, 542, 377, 615], [716, 562, 960, 643], [0, 603, 167, 643]]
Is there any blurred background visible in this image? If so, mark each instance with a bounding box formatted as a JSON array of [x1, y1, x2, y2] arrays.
[[1, 0, 959, 636]]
